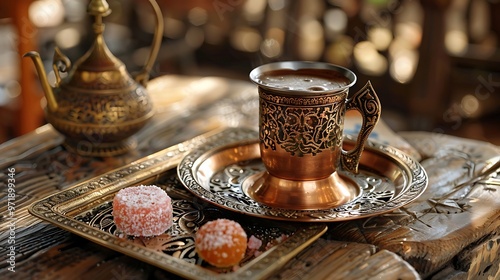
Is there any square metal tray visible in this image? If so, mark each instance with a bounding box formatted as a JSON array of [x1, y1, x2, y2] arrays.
[[29, 129, 327, 280]]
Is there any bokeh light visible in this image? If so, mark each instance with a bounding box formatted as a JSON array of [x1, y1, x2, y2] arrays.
[[187, 7, 208, 27], [297, 18, 324, 61], [324, 8, 348, 37], [353, 41, 387, 76], [368, 26, 392, 51], [324, 35, 354, 66], [461, 94, 480, 117], [230, 27, 262, 52], [29, 0, 65, 28], [394, 22, 422, 49], [55, 28, 81, 49], [389, 49, 418, 84], [243, 0, 267, 23], [445, 30, 468, 55]]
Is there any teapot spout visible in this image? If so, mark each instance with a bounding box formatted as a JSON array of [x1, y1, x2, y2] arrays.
[[23, 51, 58, 113]]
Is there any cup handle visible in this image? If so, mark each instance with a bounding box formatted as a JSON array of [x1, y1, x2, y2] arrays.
[[341, 81, 381, 173]]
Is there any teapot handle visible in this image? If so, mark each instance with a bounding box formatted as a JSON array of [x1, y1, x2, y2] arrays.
[[135, 0, 164, 87], [52, 47, 71, 87]]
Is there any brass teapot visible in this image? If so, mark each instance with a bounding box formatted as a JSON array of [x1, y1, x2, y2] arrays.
[[24, 0, 163, 157]]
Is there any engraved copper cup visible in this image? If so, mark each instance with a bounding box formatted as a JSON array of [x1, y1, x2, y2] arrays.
[[246, 61, 381, 210]]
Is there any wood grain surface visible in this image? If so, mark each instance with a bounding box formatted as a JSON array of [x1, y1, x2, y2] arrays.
[[1, 76, 499, 279]]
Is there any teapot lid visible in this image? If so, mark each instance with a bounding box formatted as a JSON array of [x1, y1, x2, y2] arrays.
[[66, 0, 136, 91]]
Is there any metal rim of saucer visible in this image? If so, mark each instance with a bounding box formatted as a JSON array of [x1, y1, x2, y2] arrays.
[[177, 128, 428, 222]]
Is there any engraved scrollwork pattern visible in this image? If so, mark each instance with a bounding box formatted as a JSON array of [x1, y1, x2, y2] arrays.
[[57, 87, 153, 124], [75, 192, 203, 264], [259, 91, 346, 157]]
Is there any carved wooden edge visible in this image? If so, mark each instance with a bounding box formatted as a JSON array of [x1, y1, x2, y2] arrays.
[[380, 208, 500, 278], [325, 187, 500, 278], [429, 233, 500, 280], [269, 239, 420, 280], [456, 233, 500, 279]]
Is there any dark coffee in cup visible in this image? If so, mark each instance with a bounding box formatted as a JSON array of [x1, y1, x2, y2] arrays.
[[255, 68, 351, 93]]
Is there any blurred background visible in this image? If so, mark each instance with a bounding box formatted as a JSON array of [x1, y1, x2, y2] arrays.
[[0, 0, 499, 145]]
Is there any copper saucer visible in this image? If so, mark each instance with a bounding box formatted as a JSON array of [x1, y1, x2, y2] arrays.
[[243, 171, 361, 210], [178, 128, 428, 222]]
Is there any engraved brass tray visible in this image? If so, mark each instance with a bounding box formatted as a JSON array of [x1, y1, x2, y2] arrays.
[[29, 129, 327, 280], [178, 128, 428, 222]]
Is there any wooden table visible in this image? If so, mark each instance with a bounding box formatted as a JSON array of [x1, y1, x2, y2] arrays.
[[1, 75, 499, 279]]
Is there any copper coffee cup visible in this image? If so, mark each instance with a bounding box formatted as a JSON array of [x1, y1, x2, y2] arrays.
[[245, 61, 381, 210]]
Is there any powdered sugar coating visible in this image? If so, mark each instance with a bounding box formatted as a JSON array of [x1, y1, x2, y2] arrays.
[[113, 185, 173, 236], [247, 235, 263, 251], [195, 219, 247, 267]]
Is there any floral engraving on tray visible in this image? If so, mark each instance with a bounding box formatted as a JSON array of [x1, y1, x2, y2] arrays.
[[74, 173, 298, 272], [209, 159, 396, 212]]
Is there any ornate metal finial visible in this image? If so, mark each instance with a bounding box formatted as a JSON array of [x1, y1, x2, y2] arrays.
[[87, 0, 112, 17]]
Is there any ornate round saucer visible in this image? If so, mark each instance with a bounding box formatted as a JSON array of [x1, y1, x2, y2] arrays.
[[178, 128, 428, 222]]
